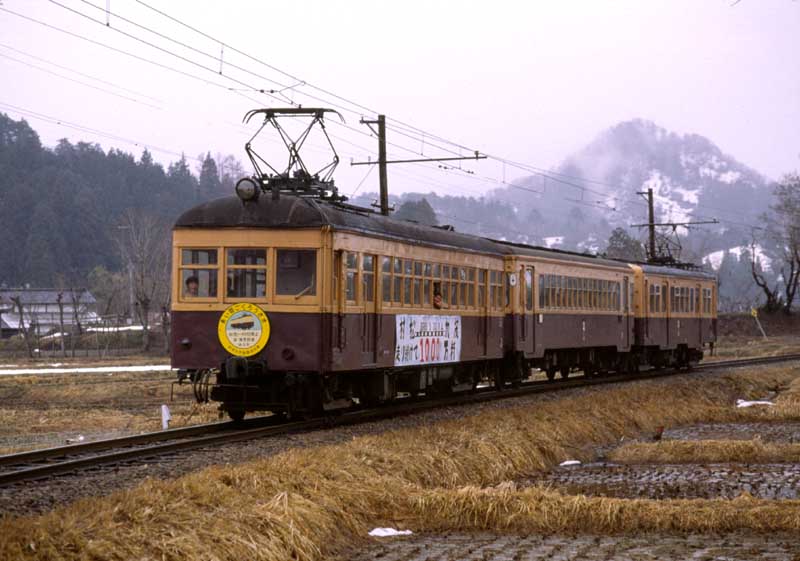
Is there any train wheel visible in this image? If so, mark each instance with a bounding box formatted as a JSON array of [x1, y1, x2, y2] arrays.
[[559, 366, 570, 379], [546, 367, 556, 382], [228, 409, 245, 423]]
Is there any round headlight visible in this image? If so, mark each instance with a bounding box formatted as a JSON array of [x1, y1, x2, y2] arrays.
[[235, 177, 259, 202]]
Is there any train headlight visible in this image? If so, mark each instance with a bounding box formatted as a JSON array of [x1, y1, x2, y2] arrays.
[[235, 177, 260, 202]]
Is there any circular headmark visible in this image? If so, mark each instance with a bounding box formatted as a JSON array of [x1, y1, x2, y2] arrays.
[[217, 303, 270, 357]]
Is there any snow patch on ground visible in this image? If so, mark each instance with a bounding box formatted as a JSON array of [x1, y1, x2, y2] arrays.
[[673, 187, 699, 205], [642, 171, 694, 226], [736, 399, 774, 408], [543, 236, 564, 248], [0, 364, 173, 376], [718, 170, 742, 184], [704, 245, 772, 271], [87, 325, 145, 333], [369, 528, 413, 537]]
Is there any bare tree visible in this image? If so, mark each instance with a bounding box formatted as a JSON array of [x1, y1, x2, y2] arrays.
[[750, 238, 782, 313], [116, 210, 171, 351], [764, 173, 800, 314], [215, 152, 246, 192], [56, 291, 66, 357], [10, 296, 35, 358]]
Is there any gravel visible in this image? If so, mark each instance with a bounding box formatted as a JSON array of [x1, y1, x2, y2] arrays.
[[527, 461, 800, 500], [346, 532, 800, 561]]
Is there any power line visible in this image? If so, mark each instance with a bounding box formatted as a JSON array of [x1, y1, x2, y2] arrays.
[[0, 42, 162, 102], [0, 51, 161, 109], [0, 100, 203, 163]]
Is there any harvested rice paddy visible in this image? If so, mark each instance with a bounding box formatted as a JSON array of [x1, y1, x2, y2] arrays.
[[1, 362, 800, 560]]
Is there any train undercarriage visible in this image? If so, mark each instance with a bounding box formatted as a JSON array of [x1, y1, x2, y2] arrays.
[[181, 344, 708, 422]]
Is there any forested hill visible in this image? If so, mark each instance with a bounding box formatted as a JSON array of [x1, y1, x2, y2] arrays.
[[0, 114, 238, 287]]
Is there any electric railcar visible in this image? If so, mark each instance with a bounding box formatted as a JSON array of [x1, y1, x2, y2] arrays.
[[170, 193, 717, 421]]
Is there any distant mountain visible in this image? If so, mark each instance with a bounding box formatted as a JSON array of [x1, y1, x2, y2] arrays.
[[492, 119, 771, 253], [357, 119, 773, 261]]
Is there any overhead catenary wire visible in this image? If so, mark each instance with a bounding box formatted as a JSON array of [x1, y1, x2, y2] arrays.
[[4, 2, 786, 244], [0, 51, 162, 109], [0, 42, 162, 103], [0, 100, 204, 163]]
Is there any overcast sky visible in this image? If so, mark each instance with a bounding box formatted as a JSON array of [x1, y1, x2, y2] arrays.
[[1, 0, 798, 199]]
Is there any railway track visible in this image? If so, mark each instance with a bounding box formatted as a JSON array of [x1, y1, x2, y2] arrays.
[[1, 353, 798, 487]]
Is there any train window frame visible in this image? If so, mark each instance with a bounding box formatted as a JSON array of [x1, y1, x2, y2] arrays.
[[381, 256, 392, 304], [179, 247, 220, 302], [225, 248, 268, 301], [273, 248, 319, 305], [362, 254, 376, 304]]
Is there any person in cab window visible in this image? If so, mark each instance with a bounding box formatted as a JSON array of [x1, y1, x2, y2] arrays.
[[185, 276, 199, 297], [433, 283, 443, 310]]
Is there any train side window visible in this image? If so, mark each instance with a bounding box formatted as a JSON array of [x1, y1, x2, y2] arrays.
[[181, 248, 218, 299], [467, 268, 476, 307], [478, 270, 487, 307], [343, 252, 358, 302], [553, 276, 560, 309], [381, 257, 392, 303], [524, 269, 533, 311], [362, 254, 375, 303], [393, 258, 402, 304]]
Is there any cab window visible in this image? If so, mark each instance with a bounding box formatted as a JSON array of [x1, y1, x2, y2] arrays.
[[226, 248, 266, 298], [180, 249, 218, 298], [276, 249, 317, 297]]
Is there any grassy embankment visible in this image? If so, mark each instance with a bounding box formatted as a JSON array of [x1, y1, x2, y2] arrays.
[[1, 364, 799, 560]]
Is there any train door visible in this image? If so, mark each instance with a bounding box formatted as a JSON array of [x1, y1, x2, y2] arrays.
[[478, 269, 488, 357], [522, 266, 535, 355], [643, 279, 649, 341], [361, 254, 378, 364], [696, 283, 703, 348], [623, 276, 630, 349], [664, 281, 671, 348]]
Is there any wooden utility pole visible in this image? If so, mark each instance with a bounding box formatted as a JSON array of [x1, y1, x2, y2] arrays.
[[645, 188, 656, 259], [354, 115, 486, 216], [377, 115, 389, 216], [358, 115, 389, 215], [632, 188, 718, 266]]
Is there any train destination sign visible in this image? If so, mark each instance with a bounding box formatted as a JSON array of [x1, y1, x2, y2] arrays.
[[217, 303, 271, 357], [395, 314, 462, 366]]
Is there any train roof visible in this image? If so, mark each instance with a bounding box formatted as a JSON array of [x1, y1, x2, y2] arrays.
[[174, 195, 712, 278], [490, 239, 630, 270], [638, 263, 716, 280], [174, 195, 503, 255]]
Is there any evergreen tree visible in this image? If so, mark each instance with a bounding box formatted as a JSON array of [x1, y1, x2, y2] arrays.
[[393, 198, 438, 226], [198, 152, 222, 199], [605, 227, 646, 261]]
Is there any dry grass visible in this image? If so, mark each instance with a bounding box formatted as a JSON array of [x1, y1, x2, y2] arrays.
[[609, 439, 800, 464], [707, 334, 800, 362], [1, 365, 799, 560], [404, 485, 800, 534], [0, 371, 220, 454]]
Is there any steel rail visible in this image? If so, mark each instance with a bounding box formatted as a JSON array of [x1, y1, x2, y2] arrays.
[[1, 353, 798, 486]]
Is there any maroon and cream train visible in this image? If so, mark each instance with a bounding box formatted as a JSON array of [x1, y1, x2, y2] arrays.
[[171, 194, 717, 420]]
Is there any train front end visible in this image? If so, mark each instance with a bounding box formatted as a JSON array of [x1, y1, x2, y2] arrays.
[[170, 196, 332, 421]]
